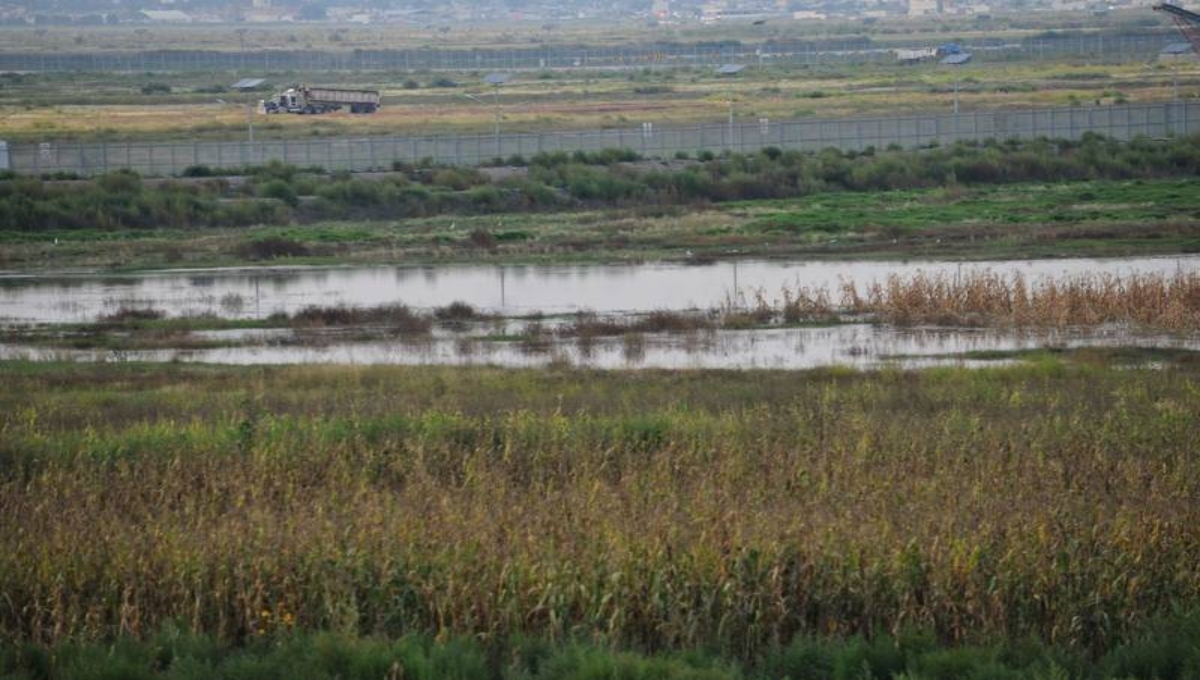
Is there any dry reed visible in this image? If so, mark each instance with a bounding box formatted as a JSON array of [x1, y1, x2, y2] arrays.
[[1, 364, 1198, 659], [742, 270, 1200, 330]]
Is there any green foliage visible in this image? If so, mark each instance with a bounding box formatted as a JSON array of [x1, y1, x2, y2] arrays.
[[4, 134, 1200, 235], [180, 165, 217, 178], [2, 616, 1199, 679], [1099, 609, 1200, 680], [0, 170, 288, 231], [257, 178, 299, 207], [139, 82, 172, 95]]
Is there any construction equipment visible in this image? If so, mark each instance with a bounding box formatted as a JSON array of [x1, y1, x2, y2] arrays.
[[264, 86, 380, 114], [1153, 3, 1200, 56]]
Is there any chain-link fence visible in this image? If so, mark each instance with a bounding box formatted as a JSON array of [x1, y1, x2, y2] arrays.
[[7, 100, 1197, 177], [0, 32, 1178, 73]]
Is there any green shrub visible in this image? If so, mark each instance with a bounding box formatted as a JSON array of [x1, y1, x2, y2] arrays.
[[760, 637, 836, 680], [257, 178, 299, 207], [94, 169, 143, 194], [139, 82, 171, 95], [181, 165, 216, 178]]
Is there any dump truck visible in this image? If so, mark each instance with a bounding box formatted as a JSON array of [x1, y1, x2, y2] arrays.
[[264, 86, 380, 114]]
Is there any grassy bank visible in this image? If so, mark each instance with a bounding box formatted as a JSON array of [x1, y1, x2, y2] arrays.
[[2, 360, 1198, 663]]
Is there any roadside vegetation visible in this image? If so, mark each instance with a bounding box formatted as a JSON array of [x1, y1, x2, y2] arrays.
[[1, 360, 1198, 676], [2, 133, 1198, 269]]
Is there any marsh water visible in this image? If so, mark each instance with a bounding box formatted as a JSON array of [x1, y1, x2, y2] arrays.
[[5, 324, 1193, 370], [2, 256, 1197, 369], [3, 256, 1197, 323]]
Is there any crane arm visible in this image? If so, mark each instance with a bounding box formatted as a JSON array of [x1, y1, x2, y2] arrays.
[[1154, 3, 1200, 55]]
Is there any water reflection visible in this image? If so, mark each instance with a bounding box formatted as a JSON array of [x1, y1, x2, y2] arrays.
[[1, 256, 1196, 324], [2, 325, 1195, 371]]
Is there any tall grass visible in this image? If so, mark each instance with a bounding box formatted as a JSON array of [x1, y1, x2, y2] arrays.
[[1, 362, 1199, 662], [740, 270, 1200, 330]]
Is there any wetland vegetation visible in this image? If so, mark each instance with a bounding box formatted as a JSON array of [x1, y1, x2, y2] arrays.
[[3, 14, 1200, 677], [2, 359, 1199, 677], [5, 268, 1198, 355]]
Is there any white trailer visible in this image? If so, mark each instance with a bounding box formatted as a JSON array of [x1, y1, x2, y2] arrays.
[[895, 47, 939, 63]]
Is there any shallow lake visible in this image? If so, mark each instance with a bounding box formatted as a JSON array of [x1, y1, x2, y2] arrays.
[[2, 255, 1197, 324]]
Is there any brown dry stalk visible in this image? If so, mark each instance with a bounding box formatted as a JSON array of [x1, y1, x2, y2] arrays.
[[2, 366, 1199, 655], [759, 270, 1200, 329]]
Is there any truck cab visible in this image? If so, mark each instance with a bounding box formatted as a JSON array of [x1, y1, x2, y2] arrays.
[[264, 88, 311, 114]]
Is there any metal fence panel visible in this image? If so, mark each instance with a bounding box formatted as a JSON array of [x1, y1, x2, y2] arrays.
[[7, 101, 1199, 177], [0, 32, 1176, 75]]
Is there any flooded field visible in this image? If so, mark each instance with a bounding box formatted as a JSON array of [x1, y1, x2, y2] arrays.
[[2, 256, 1196, 324], [2, 323, 1195, 370], [2, 255, 1197, 369]]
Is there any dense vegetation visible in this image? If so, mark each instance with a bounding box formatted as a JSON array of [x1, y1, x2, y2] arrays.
[[2, 132, 1199, 233], [2, 361, 1198, 676], [5, 612, 1200, 679]]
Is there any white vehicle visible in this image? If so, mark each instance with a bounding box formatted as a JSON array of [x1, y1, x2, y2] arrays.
[[264, 86, 380, 114]]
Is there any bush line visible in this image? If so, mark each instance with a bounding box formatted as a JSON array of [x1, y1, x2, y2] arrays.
[[3, 132, 1200, 232]]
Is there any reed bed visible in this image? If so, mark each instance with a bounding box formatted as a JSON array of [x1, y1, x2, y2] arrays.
[[564, 310, 715, 339], [289, 303, 432, 334], [1, 362, 1199, 661], [743, 270, 1200, 331]]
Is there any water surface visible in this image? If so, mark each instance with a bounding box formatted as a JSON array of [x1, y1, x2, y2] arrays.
[[2, 256, 1196, 324], [3, 324, 1195, 371]]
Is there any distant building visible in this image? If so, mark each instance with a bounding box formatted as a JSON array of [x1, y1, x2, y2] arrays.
[[908, 0, 940, 14], [246, 10, 294, 22]]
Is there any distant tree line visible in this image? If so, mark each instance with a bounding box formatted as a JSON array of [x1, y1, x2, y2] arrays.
[[2, 132, 1198, 233]]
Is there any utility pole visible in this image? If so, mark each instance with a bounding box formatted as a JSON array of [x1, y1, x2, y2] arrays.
[[481, 74, 512, 160], [492, 83, 501, 156]]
